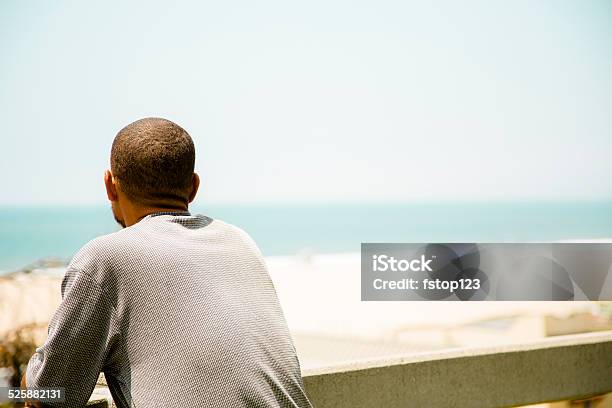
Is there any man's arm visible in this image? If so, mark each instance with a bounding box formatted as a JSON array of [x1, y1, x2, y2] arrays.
[[25, 268, 118, 407]]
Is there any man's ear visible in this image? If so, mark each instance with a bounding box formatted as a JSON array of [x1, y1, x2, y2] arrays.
[[188, 173, 200, 203], [104, 170, 119, 202]]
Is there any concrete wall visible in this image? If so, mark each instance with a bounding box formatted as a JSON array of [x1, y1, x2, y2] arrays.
[[302, 331, 612, 408]]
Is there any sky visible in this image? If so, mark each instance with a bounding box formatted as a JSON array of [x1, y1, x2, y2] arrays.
[[1, 0, 611, 205]]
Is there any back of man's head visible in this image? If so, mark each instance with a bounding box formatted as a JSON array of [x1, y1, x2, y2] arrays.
[[111, 117, 195, 206]]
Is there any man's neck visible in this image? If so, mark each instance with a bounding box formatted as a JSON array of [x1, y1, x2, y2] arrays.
[[122, 204, 189, 227], [135, 206, 190, 222]]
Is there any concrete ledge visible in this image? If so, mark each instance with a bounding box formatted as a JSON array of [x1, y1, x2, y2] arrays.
[[302, 330, 612, 408]]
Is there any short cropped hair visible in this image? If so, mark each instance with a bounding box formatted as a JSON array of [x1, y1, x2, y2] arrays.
[[111, 118, 195, 205]]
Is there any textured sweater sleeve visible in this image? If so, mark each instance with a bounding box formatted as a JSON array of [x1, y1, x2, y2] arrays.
[[26, 268, 118, 407]]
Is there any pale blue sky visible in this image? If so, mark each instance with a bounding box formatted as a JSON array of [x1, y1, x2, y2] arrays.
[[1, 0, 611, 205]]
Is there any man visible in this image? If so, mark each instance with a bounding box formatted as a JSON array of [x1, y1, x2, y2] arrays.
[[24, 118, 312, 407]]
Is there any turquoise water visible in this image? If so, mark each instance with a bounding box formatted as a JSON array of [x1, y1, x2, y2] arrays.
[[1, 202, 612, 273]]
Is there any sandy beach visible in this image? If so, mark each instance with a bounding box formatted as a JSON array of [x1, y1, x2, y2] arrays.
[[0, 270, 64, 344]]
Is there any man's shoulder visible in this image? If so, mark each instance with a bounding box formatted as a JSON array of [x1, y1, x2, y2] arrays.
[[209, 218, 245, 235], [209, 218, 256, 243], [67, 228, 134, 274], [67, 216, 263, 273], [210, 218, 265, 259]]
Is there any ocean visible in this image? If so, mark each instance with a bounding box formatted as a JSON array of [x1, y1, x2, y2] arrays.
[[1, 201, 612, 274]]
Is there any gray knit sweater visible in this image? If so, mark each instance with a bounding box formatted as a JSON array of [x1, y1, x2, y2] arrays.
[[26, 212, 312, 408]]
